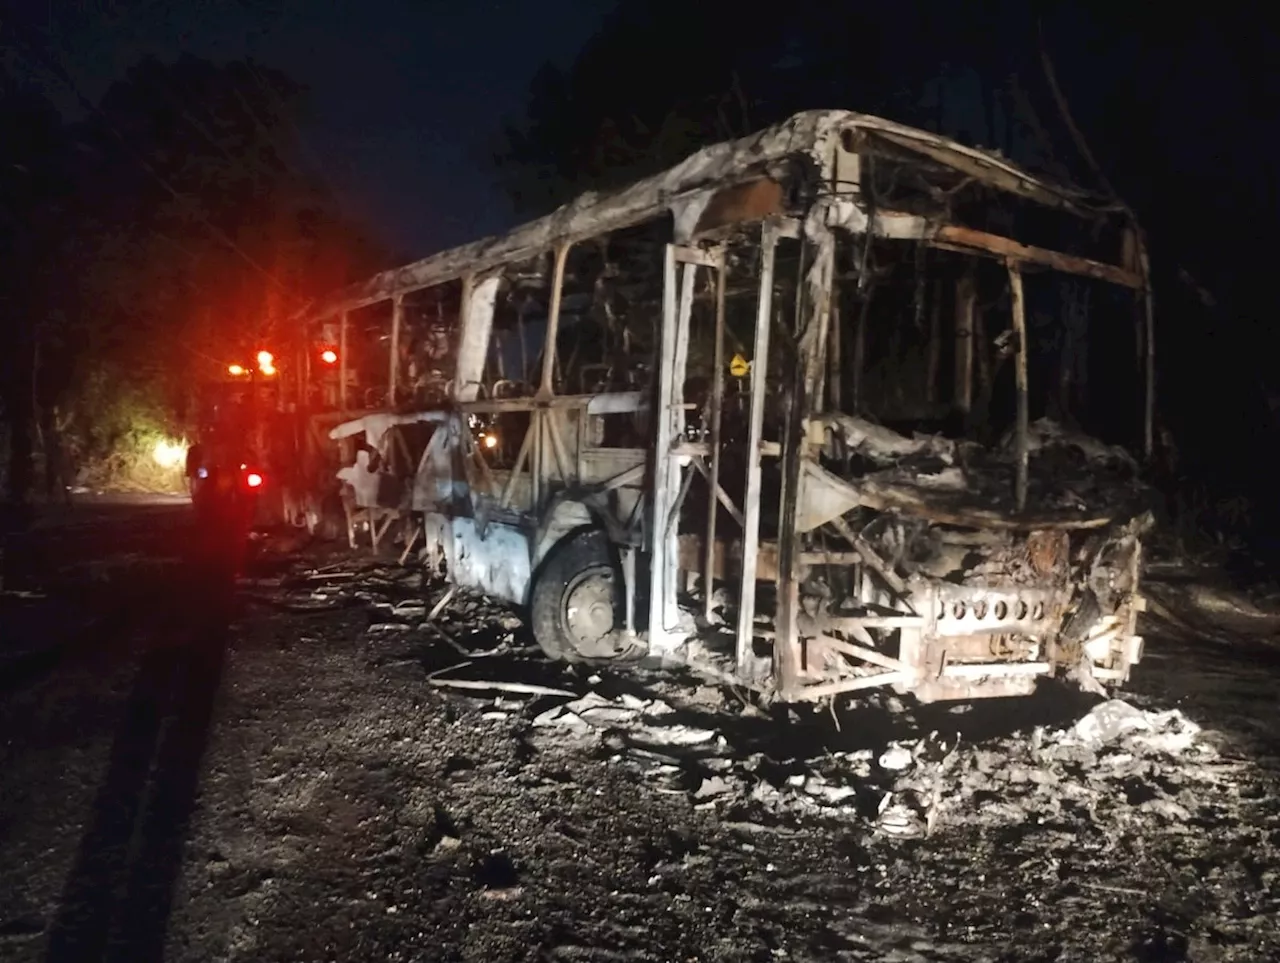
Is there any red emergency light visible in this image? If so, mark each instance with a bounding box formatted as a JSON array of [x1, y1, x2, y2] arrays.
[[245, 471, 264, 489], [320, 348, 338, 365]]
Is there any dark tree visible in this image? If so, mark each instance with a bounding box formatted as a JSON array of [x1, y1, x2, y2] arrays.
[[1, 70, 77, 509], [495, 1, 1045, 217], [2, 54, 392, 504]]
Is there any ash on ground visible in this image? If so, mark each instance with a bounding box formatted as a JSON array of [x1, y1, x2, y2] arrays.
[[530, 686, 1226, 843]]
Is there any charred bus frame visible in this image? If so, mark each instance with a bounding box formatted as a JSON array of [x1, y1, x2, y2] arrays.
[[286, 110, 1155, 704]]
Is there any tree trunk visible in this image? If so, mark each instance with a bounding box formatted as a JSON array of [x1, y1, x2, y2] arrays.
[[5, 403, 34, 509], [3, 333, 36, 510]]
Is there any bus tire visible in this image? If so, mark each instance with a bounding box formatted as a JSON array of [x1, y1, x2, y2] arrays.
[[530, 529, 621, 663]]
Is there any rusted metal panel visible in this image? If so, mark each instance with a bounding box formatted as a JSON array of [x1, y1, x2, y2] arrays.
[[692, 178, 785, 236]]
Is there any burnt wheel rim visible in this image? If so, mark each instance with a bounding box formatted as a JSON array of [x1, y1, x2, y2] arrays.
[[563, 565, 616, 650]]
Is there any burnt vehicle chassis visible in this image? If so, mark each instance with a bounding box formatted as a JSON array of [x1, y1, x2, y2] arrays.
[[278, 110, 1155, 705]]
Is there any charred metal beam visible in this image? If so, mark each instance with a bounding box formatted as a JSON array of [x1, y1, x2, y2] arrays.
[[777, 226, 835, 698], [954, 273, 975, 414], [538, 243, 570, 396], [689, 456, 744, 528], [1008, 261, 1030, 512], [298, 111, 1118, 324], [648, 245, 687, 651], [829, 515, 906, 596], [704, 250, 727, 620], [815, 634, 912, 674], [935, 225, 1142, 289], [389, 293, 403, 405], [1140, 244, 1156, 461], [851, 479, 1114, 530], [787, 671, 912, 701], [736, 221, 783, 672], [857, 128, 1105, 216]]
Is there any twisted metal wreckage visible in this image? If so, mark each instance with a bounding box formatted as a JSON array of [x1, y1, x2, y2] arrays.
[[278, 110, 1156, 705]]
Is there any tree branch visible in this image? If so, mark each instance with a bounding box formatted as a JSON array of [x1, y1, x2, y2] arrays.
[[1037, 18, 1117, 200]]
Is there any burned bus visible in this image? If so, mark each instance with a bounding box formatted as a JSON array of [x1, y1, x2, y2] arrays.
[[283, 110, 1154, 705]]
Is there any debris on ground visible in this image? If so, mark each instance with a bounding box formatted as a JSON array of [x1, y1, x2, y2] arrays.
[[530, 685, 1227, 841], [251, 556, 1248, 852]]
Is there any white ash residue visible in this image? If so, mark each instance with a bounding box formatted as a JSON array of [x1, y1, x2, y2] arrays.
[[532, 691, 1228, 841]]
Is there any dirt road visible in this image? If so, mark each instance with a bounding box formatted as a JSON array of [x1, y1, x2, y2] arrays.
[[2, 504, 1278, 961]]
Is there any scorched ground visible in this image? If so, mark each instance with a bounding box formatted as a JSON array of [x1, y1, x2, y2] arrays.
[[1, 502, 1278, 962]]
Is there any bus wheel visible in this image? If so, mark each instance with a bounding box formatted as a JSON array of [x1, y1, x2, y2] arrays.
[[530, 529, 622, 662]]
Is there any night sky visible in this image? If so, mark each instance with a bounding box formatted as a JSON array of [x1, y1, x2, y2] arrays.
[[11, 0, 616, 257]]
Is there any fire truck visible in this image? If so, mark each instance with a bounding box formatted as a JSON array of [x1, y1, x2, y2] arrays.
[[185, 352, 283, 530]]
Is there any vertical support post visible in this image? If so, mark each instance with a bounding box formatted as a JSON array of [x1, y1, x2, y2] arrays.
[[533, 248, 568, 516], [539, 243, 570, 396], [339, 310, 349, 413], [531, 410, 542, 512], [457, 273, 474, 401], [1140, 246, 1155, 461], [517, 307, 528, 382], [649, 246, 682, 652], [703, 249, 727, 620], [667, 263, 696, 630], [736, 223, 779, 674], [575, 404, 586, 488], [389, 293, 403, 407], [621, 545, 636, 635], [776, 227, 835, 698], [954, 273, 975, 415], [648, 247, 697, 651], [827, 296, 841, 413], [1007, 260, 1029, 512]]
